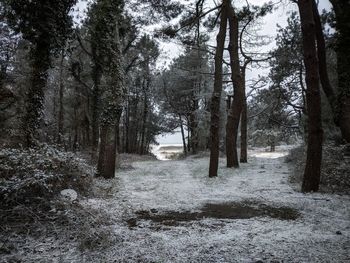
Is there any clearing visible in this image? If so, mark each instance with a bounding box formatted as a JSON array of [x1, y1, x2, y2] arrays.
[[3, 148, 349, 262], [79, 148, 349, 262]]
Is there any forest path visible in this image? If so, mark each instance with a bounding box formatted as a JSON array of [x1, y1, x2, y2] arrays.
[[83, 149, 350, 262]]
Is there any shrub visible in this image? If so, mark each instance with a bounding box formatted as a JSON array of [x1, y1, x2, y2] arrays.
[[0, 144, 94, 206]]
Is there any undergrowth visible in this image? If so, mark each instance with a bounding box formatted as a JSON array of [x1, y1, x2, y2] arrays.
[[287, 144, 350, 194], [0, 144, 120, 262]]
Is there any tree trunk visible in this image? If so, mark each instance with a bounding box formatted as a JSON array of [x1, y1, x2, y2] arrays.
[[91, 50, 102, 152], [125, 98, 130, 153], [97, 125, 108, 177], [190, 110, 198, 154], [240, 93, 248, 163], [140, 86, 148, 155], [57, 53, 64, 144], [298, 0, 323, 192], [226, 4, 244, 168], [311, 0, 337, 123], [329, 0, 350, 143], [208, 0, 228, 177], [25, 44, 50, 147], [179, 115, 187, 156], [187, 123, 191, 153]]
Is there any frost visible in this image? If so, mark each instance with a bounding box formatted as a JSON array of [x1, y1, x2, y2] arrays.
[[1, 146, 349, 262], [76, 146, 349, 262], [0, 144, 94, 205], [60, 189, 78, 201]]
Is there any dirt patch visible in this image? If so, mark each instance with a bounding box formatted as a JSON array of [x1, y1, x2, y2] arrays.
[[127, 201, 300, 227]]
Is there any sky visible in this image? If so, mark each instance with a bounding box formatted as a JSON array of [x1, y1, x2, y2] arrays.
[[72, 0, 333, 145]]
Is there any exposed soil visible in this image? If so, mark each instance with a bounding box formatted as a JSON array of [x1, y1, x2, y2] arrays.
[[127, 201, 300, 227]]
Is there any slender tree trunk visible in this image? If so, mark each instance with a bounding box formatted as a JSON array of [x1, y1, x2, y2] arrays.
[[190, 110, 198, 154], [25, 44, 50, 147], [329, 0, 350, 143], [125, 98, 130, 153], [240, 93, 248, 163], [179, 115, 187, 156], [298, 0, 323, 192], [226, 4, 244, 168], [187, 123, 191, 153], [57, 53, 64, 144], [240, 66, 248, 163], [140, 89, 148, 155], [208, 0, 228, 177]]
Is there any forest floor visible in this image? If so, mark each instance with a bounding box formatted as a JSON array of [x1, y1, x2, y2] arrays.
[[1, 147, 350, 262]]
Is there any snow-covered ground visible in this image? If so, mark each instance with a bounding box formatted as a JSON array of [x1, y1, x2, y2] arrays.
[[77, 147, 350, 262]]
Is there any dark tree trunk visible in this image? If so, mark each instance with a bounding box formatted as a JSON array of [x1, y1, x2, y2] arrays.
[[97, 124, 119, 179], [25, 44, 50, 147], [140, 85, 148, 155], [91, 47, 102, 151], [311, 0, 337, 122], [298, 0, 323, 192], [57, 53, 64, 144], [97, 125, 108, 177], [125, 98, 130, 153], [209, 0, 228, 177], [329, 0, 350, 143], [226, 4, 244, 168], [187, 123, 191, 153], [240, 93, 248, 163], [179, 115, 187, 156], [240, 66, 248, 163], [190, 110, 198, 154], [0, 64, 7, 90]]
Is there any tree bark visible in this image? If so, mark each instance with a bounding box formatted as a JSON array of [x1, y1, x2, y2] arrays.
[[311, 0, 337, 122], [226, 3, 244, 168], [25, 43, 50, 147], [97, 125, 108, 177], [298, 0, 323, 192], [57, 53, 64, 144], [179, 115, 187, 156], [91, 46, 102, 152], [240, 92, 248, 163], [329, 0, 350, 143], [208, 0, 228, 177], [97, 113, 120, 179], [140, 79, 149, 155]]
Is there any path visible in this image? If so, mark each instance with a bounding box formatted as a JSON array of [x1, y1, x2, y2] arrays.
[[83, 149, 350, 262]]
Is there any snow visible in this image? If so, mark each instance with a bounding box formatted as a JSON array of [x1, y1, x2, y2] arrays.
[[150, 143, 184, 160], [60, 189, 78, 201], [77, 147, 350, 262]]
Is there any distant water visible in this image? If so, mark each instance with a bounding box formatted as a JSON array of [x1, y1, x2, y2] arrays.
[[151, 144, 184, 160]]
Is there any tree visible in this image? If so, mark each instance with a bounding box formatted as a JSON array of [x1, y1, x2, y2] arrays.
[[208, 0, 228, 177], [159, 46, 212, 155], [86, 0, 125, 178], [4, 0, 77, 146], [225, 1, 245, 168], [297, 0, 323, 192], [328, 0, 350, 143]]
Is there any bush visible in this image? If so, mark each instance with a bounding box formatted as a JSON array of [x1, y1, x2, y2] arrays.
[[287, 144, 350, 194], [0, 144, 95, 207]]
